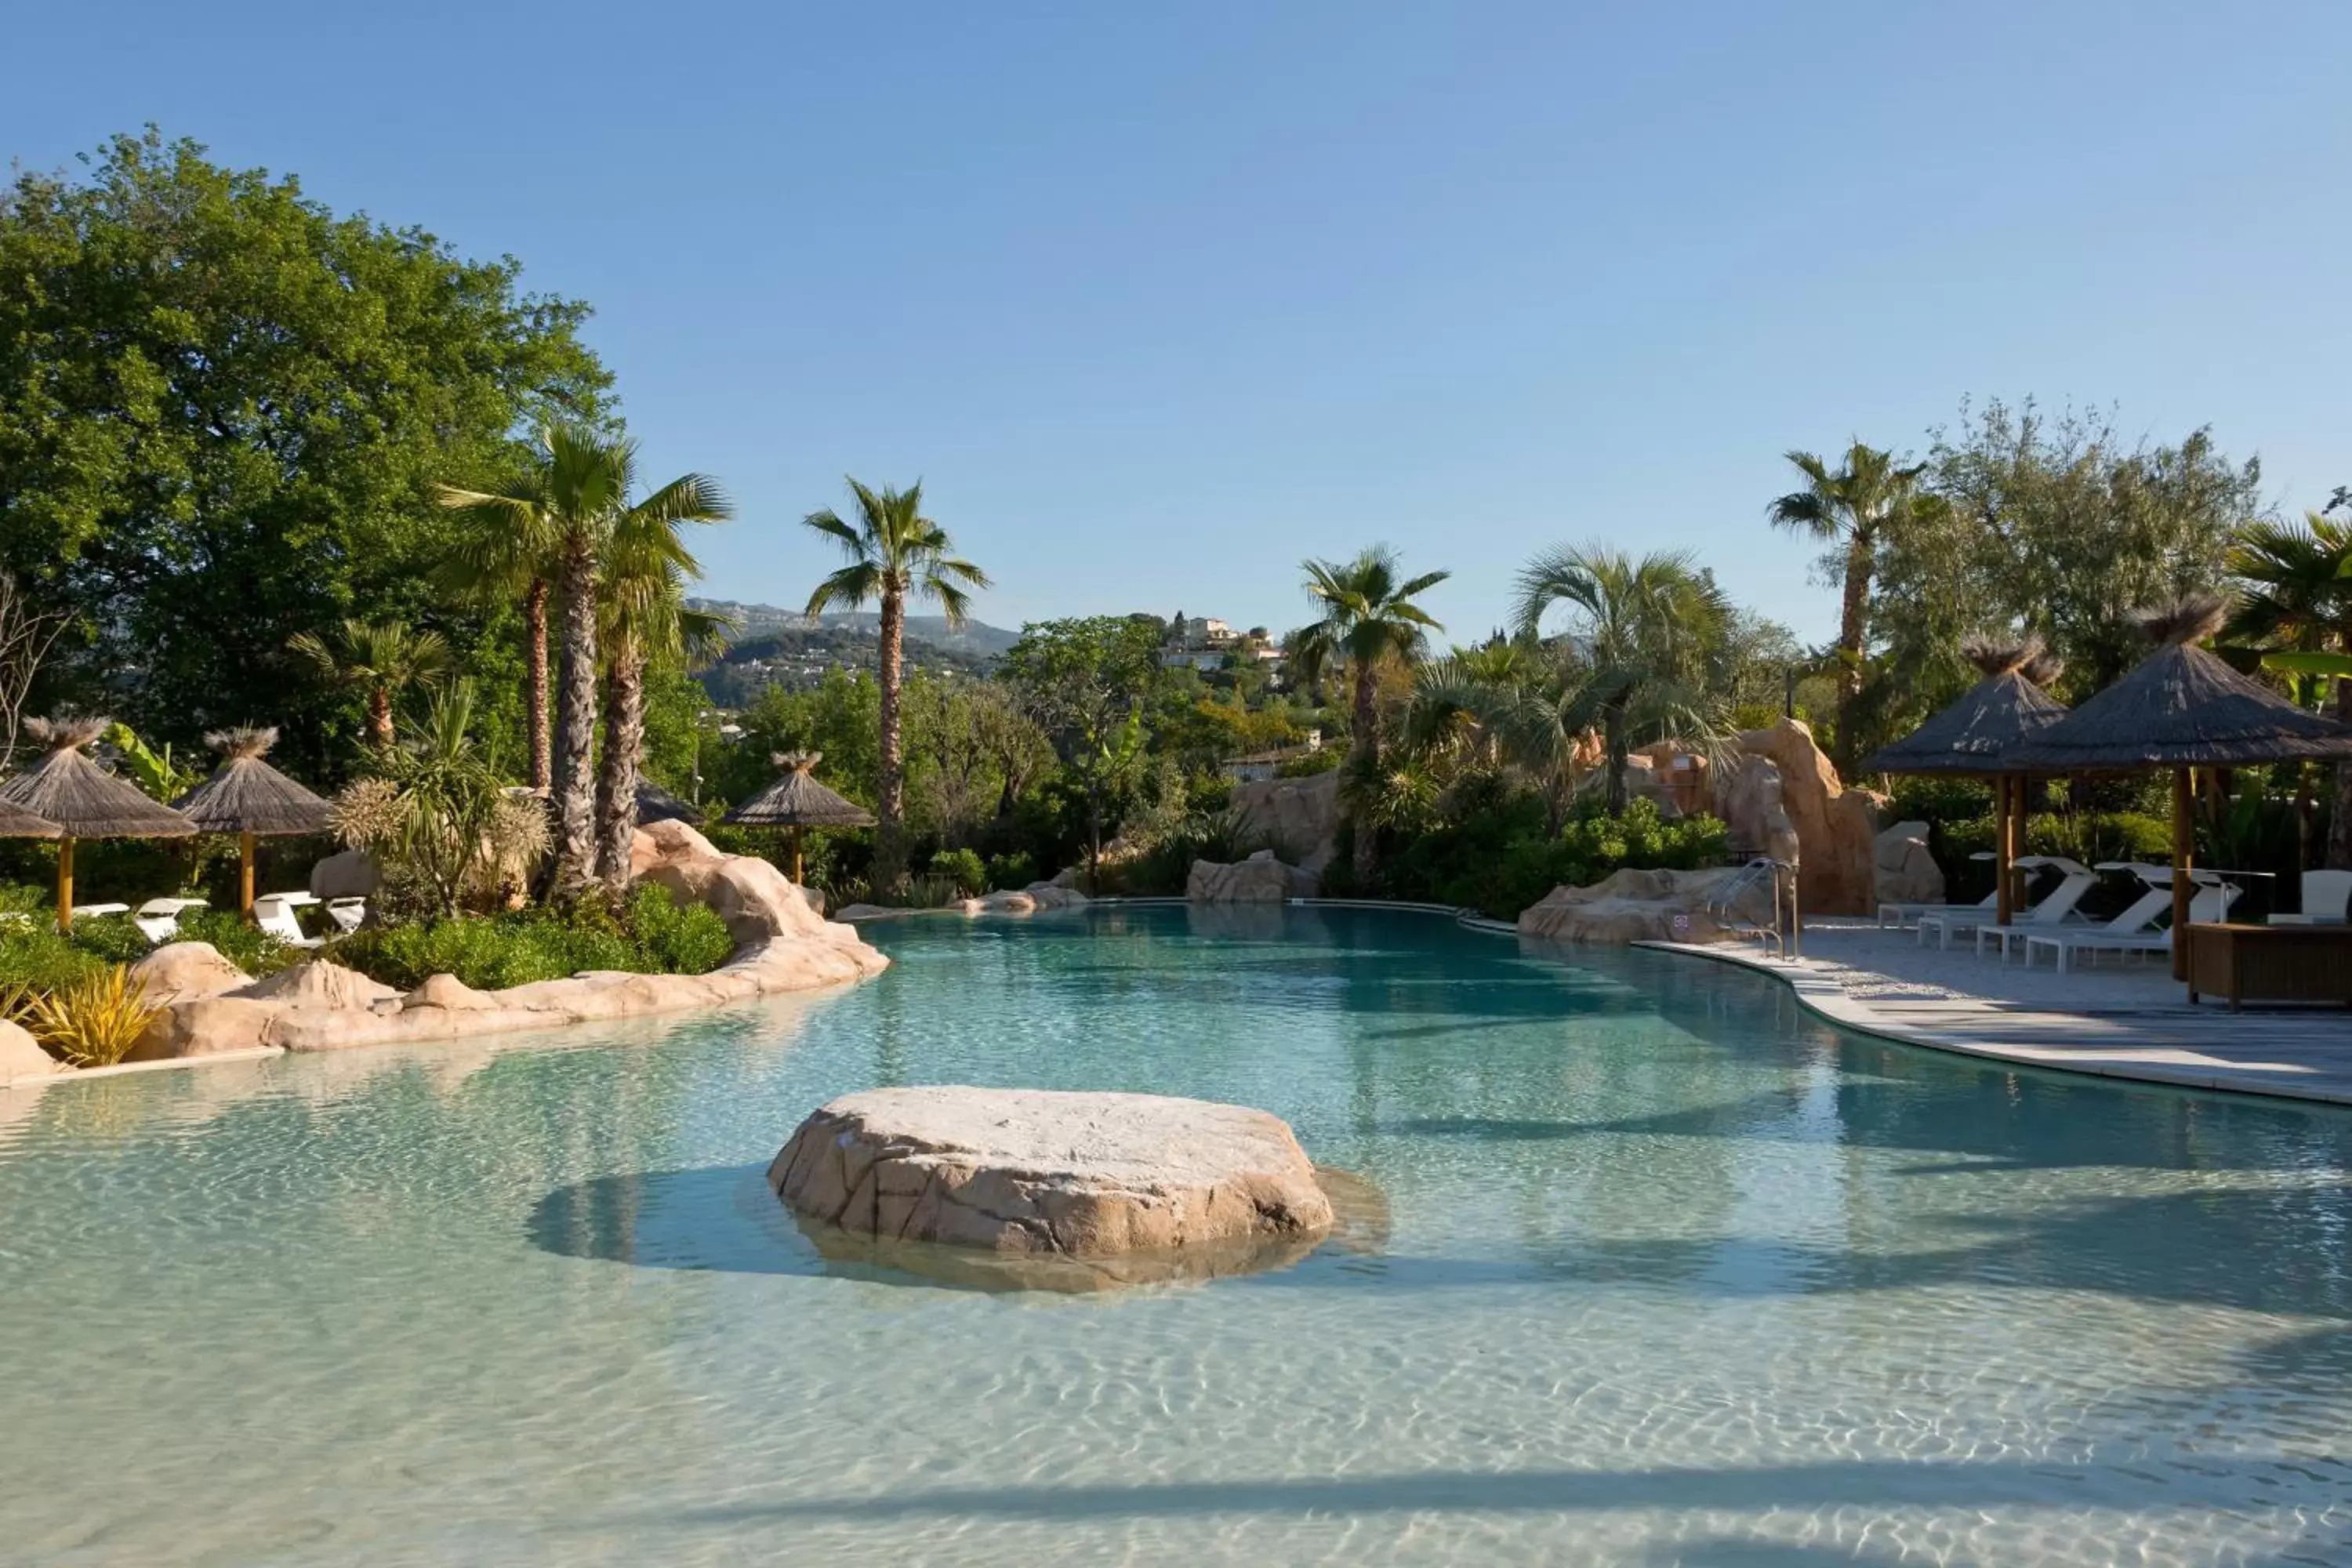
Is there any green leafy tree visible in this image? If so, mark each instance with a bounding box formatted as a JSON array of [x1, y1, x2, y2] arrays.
[[1287, 546, 1450, 880], [2226, 513, 2352, 867], [0, 129, 609, 771], [800, 479, 990, 890], [1001, 616, 1164, 888], [287, 619, 454, 753], [1766, 442, 1927, 768], [1513, 544, 1730, 814]]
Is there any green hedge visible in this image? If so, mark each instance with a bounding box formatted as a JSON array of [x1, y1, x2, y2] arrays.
[[1376, 794, 1729, 920], [331, 886, 734, 993]]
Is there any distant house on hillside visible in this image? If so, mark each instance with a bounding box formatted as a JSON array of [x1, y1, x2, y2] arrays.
[[1221, 728, 1322, 783], [1161, 615, 1281, 674]]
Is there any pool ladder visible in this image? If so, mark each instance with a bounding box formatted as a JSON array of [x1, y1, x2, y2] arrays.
[[1709, 857, 1799, 960]]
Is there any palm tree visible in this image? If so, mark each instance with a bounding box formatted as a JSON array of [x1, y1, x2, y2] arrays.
[[801, 478, 990, 890], [434, 423, 683, 890], [2226, 512, 2352, 867], [592, 485, 736, 887], [434, 473, 566, 792], [1766, 441, 1928, 769], [1288, 546, 1450, 881], [1512, 544, 1730, 813], [288, 618, 453, 753]]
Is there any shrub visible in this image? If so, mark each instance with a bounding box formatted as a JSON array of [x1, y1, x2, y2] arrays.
[[20, 965, 163, 1066], [62, 916, 151, 965], [1276, 746, 1344, 779], [624, 885, 735, 975], [984, 851, 1036, 891], [929, 848, 986, 898], [331, 887, 734, 993], [172, 909, 302, 978], [0, 924, 109, 997]]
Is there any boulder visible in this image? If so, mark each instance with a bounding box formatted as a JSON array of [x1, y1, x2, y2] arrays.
[[0, 1018, 63, 1085], [1875, 818, 1945, 907], [1714, 718, 1881, 915], [129, 942, 254, 1004], [403, 974, 501, 1011], [128, 997, 289, 1062], [1187, 848, 1319, 902], [308, 849, 380, 901], [233, 961, 400, 1010], [1518, 866, 1756, 944], [1228, 768, 1341, 873], [770, 1087, 1334, 1281]]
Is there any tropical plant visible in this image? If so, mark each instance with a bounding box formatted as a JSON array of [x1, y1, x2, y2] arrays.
[[287, 618, 454, 753], [1766, 442, 1929, 766], [801, 479, 991, 891], [330, 680, 549, 920], [100, 721, 203, 802], [590, 478, 735, 887], [1287, 546, 1450, 880], [1000, 616, 1164, 891], [18, 964, 163, 1066], [1512, 544, 1731, 814], [2225, 512, 2352, 867]]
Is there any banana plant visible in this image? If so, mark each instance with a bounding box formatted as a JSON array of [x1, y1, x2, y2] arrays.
[[101, 722, 202, 802]]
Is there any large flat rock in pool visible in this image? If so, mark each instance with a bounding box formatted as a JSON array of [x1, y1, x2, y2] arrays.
[[768, 1087, 1335, 1262]]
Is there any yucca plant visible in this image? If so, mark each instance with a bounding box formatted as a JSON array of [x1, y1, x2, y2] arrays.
[[20, 965, 163, 1066]]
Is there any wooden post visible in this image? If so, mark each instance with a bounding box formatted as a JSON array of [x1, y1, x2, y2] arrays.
[[2172, 766, 2194, 981], [792, 824, 805, 886], [1994, 775, 2013, 926], [56, 836, 74, 931], [240, 830, 258, 921]]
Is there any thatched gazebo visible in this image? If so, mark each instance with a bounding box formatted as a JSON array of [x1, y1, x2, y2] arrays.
[[634, 779, 703, 828], [1858, 638, 2070, 926], [721, 751, 875, 884], [0, 717, 194, 929], [171, 728, 334, 920], [2003, 599, 2352, 976]]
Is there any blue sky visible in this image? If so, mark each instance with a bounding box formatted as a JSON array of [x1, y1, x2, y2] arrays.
[[6, 2, 2347, 644]]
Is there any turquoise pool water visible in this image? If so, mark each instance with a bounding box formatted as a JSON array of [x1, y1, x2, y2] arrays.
[[3, 906, 2350, 1566]]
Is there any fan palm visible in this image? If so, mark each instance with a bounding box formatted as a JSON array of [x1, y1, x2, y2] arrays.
[[1513, 544, 1730, 814], [433, 466, 568, 791], [1766, 442, 1928, 768], [2225, 512, 2352, 867], [592, 482, 737, 887], [801, 478, 990, 891], [1287, 546, 1450, 880], [287, 618, 453, 753]]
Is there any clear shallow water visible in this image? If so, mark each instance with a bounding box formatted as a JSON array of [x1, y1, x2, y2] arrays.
[[4, 906, 2351, 1567]]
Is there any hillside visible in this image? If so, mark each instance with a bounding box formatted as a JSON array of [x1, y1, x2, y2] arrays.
[[692, 599, 1021, 657], [691, 600, 1017, 702]]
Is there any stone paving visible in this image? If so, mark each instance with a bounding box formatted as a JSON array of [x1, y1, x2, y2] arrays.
[[1645, 918, 2352, 1107]]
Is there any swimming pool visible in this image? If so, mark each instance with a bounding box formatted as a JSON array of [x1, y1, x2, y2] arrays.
[[3, 906, 2348, 1565]]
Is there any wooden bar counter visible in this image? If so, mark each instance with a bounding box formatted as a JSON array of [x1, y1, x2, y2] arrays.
[[2184, 923, 2352, 1010]]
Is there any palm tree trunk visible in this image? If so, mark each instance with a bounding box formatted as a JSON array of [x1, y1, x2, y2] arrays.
[[1351, 664, 1380, 882], [1833, 528, 1873, 772], [368, 686, 394, 753], [875, 586, 907, 891], [525, 578, 552, 793], [551, 539, 600, 888], [1604, 702, 1629, 815], [593, 628, 644, 889]]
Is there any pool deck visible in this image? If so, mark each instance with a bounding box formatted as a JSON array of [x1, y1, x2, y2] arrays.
[[1641, 919, 2352, 1108]]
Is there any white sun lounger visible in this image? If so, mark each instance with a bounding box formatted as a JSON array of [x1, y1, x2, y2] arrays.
[[2270, 869, 2352, 926], [325, 897, 368, 934], [2024, 874, 2240, 973], [133, 896, 208, 945], [1918, 857, 2096, 949], [253, 892, 325, 950]]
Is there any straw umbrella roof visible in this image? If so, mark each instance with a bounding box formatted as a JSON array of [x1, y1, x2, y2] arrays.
[[0, 797, 60, 838], [2004, 598, 2352, 771], [634, 779, 703, 826], [1857, 639, 2071, 776], [721, 751, 877, 828], [0, 717, 194, 837], [171, 728, 333, 835]]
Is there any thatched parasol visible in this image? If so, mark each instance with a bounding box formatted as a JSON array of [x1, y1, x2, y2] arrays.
[[634, 779, 703, 827], [0, 798, 61, 840], [2002, 597, 2352, 975], [1858, 638, 2071, 925], [0, 717, 194, 928], [720, 751, 875, 884], [171, 728, 334, 920]]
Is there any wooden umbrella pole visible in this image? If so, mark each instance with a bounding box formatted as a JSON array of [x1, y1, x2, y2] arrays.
[[240, 829, 257, 921], [2172, 766, 2194, 981], [56, 836, 74, 932], [1994, 774, 2013, 926], [793, 824, 805, 886]]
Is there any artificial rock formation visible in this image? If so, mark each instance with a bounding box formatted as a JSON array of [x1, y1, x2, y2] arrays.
[[1873, 819, 1946, 908], [117, 822, 887, 1065], [1228, 768, 1341, 874], [1187, 849, 1319, 902], [0, 1018, 63, 1086], [308, 848, 381, 902], [129, 942, 254, 1004], [1517, 866, 1755, 944], [1713, 718, 1882, 916], [770, 1087, 1334, 1282]]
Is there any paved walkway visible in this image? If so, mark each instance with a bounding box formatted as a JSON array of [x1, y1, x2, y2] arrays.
[[1642, 920, 2352, 1108]]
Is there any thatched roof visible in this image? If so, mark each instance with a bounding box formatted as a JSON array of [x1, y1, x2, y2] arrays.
[[1857, 639, 2070, 776], [0, 717, 194, 837], [721, 751, 877, 829], [2005, 598, 2352, 771], [171, 728, 333, 836], [0, 797, 60, 838], [634, 779, 703, 826]]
